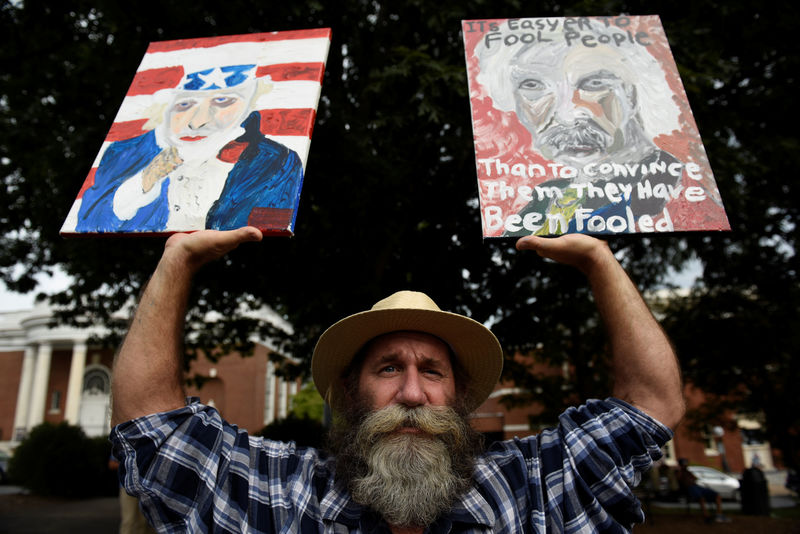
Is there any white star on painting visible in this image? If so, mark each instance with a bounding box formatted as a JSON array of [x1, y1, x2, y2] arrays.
[[195, 68, 230, 90]]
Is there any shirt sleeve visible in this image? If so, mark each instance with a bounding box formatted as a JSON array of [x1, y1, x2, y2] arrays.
[[544, 398, 671, 531], [109, 398, 325, 533], [486, 397, 671, 533]]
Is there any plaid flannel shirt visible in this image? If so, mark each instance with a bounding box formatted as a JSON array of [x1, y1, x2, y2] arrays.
[[111, 397, 671, 533]]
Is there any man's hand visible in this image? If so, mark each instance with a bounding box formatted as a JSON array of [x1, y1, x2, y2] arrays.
[[142, 146, 183, 192], [162, 226, 263, 275], [516, 234, 613, 275]]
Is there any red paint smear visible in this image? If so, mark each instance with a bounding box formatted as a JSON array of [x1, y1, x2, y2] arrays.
[[146, 29, 331, 53], [106, 119, 150, 142], [77, 168, 97, 199], [259, 108, 316, 137], [127, 66, 185, 97], [248, 207, 294, 234], [217, 141, 248, 163], [256, 62, 326, 83]]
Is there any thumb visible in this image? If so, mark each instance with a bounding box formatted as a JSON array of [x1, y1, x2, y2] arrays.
[[516, 235, 545, 252]]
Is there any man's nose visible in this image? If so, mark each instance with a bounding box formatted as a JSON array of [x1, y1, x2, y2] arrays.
[[188, 101, 212, 130], [553, 84, 592, 124], [394, 369, 427, 407]]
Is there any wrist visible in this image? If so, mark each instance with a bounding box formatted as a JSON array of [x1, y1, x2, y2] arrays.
[[155, 247, 199, 285], [577, 240, 616, 276]]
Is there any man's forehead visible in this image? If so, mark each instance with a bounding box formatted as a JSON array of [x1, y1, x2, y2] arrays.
[[364, 331, 452, 357], [511, 44, 631, 82]]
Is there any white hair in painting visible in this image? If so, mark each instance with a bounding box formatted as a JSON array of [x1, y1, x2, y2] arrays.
[[474, 18, 681, 139]]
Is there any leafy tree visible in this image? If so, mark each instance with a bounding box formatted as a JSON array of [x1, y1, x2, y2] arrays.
[[1, 1, 798, 463], [290, 383, 326, 422]]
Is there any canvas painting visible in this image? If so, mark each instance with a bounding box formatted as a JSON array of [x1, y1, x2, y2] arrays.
[[462, 16, 730, 237], [61, 29, 331, 237]]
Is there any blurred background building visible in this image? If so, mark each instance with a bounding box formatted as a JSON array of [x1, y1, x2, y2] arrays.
[[0, 304, 777, 474]]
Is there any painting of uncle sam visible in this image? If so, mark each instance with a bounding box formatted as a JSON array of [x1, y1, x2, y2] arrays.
[[462, 16, 730, 237], [61, 29, 331, 237]]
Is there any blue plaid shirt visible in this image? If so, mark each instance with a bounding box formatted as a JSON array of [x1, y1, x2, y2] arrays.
[[111, 398, 670, 533]]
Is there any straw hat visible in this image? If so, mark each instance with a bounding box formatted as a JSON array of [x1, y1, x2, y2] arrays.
[[311, 290, 503, 413]]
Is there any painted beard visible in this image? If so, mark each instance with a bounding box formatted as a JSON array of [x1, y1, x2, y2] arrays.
[[329, 403, 482, 529], [537, 119, 613, 160]]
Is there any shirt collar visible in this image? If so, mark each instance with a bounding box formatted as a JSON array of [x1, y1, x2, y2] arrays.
[[319, 480, 495, 530], [319, 480, 363, 528], [448, 484, 496, 528]]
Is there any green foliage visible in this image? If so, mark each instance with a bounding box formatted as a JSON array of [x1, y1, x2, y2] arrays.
[[1, 0, 799, 464], [8, 423, 117, 498], [290, 383, 325, 421]]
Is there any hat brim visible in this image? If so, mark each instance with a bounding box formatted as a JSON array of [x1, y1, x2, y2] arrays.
[[311, 307, 503, 413]]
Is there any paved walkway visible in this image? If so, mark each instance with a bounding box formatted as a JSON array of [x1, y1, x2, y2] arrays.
[[0, 487, 119, 534]]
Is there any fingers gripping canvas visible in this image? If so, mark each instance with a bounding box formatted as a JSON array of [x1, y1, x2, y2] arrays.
[[462, 16, 730, 237], [61, 29, 331, 237]]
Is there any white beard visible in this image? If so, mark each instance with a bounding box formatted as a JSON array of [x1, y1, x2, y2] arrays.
[[351, 433, 463, 528], [166, 124, 246, 163], [154, 124, 241, 230]]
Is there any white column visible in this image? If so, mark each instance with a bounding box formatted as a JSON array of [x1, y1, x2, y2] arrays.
[[12, 345, 37, 440], [27, 342, 52, 428], [263, 361, 275, 425], [278, 380, 288, 419], [64, 342, 87, 425]]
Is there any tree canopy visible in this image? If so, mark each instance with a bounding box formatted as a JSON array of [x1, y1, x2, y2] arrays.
[[2, 1, 798, 464]]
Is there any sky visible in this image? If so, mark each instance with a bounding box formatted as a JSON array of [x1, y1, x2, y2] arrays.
[[0, 268, 73, 312]]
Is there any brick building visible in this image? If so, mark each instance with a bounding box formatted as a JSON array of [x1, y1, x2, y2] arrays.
[[0, 304, 301, 456]]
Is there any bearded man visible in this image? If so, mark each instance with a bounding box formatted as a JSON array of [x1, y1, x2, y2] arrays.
[[110, 227, 684, 533]]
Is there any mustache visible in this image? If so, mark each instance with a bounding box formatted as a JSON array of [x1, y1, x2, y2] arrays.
[[355, 405, 467, 450], [539, 120, 611, 152]]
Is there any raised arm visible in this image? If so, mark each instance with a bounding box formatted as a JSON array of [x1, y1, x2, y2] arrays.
[[110, 227, 263, 426], [516, 234, 685, 429]]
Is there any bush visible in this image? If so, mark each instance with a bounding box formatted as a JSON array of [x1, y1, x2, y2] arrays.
[[8, 423, 117, 498]]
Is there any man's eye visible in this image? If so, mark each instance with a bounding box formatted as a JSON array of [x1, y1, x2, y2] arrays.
[[172, 100, 196, 112], [578, 77, 613, 91], [211, 96, 238, 107], [380, 365, 397, 374], [518, 79, 545, 91]]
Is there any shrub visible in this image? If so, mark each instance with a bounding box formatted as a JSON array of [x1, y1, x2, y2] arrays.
[[8, 423, 116, 498]]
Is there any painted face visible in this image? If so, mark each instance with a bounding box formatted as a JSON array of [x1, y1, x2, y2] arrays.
[[357, 331, 457, 412], [166, 84, 253, 153], [510, 46, 637, 163], [167, 89, 249, 142]]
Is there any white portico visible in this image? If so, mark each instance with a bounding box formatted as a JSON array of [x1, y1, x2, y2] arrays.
[[0, 302, 304, 455], [0, 303, 111, 451]]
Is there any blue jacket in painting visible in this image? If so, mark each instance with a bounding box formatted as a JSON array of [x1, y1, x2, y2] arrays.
[[76, 111, 304, 232]]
